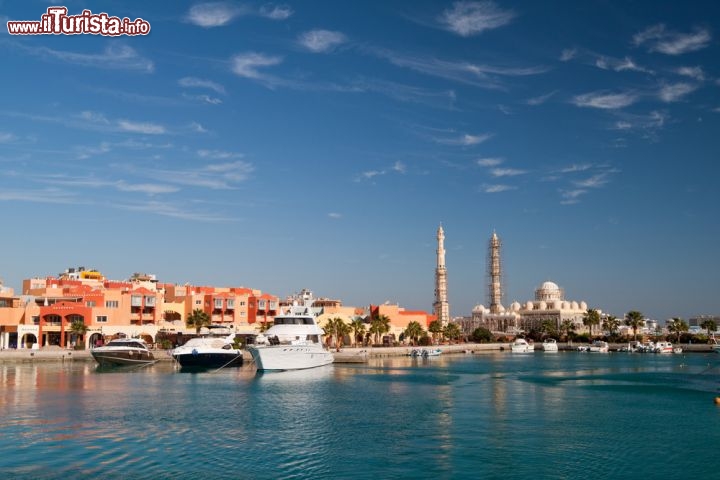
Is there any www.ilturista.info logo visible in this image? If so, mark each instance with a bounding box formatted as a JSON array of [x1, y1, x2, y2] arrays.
[[7, 7, 150, 36]]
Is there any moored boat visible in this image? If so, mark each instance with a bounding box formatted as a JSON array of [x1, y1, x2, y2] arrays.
[[542, 338, 559, 352], [654, 341, 674, 354], [247, 289, 333, 371], [588, 340, 609, 353], [91, 338, 155, 367], [511, 338, 534, 353], [171, 329, 243, 369]]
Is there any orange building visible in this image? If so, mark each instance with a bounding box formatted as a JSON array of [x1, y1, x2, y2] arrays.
[[0, 268, 278, 350]]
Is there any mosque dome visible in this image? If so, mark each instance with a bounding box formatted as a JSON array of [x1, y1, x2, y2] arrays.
[[510, 301, 521, 311], [525, 301, 534, 310], [541, 281, 559, 291], [538, 301, 547, 310], [498, 305, 506, 312], [472, 304, 485, 313], [535, 280, 563, 301], [571, 301, 579, 310], [580, 301, 588, 311]]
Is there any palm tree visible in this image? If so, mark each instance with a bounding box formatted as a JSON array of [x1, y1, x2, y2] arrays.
[[68, 319, 88, 348], [350, 318, 366, 347], [667, 317, 688, 344], [369, 314, 391, 345], [602, 315, 620, 338], [186, 308, 211, 333], [700, 318, 717, 337], [625, 310, 644, 341], [443, 323, 462, 344], [560, 319, 575, 342], [583, 309, 601, 338], [541, 319, 558, 339], [428, 320, 444, 345], [404, 321, 425, 346], [323, 317, 349, 352]]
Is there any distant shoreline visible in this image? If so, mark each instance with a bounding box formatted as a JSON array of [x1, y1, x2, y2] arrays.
[[1, 342, 716, 364]]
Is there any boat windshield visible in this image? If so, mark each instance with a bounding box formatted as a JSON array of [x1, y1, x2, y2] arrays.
[[274, 317, 314, 325]]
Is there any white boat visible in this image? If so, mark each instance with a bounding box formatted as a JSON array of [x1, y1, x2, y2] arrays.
[[91, 338, 155, 367], [248, 289, 334, 372], [511, 338, 534, 353], [588, 340, 609, 353], [653, 341, 674, 354], [171, 329, 243, 369], [408, 348, 442, 357], [711, 336, 720, 354], [542, 338, 559, 352]]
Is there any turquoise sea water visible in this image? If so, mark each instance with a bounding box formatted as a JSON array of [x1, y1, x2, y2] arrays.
[[1, 352, 719, 479]]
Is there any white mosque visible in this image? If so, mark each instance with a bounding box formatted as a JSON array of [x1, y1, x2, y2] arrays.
[[472, 280, 590, 334]]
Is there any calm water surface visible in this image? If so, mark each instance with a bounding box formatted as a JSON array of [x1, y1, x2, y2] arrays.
[[1, 352, 719, 479]]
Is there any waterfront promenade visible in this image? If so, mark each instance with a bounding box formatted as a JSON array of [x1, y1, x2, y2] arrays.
[[1, 342, 716, 364]]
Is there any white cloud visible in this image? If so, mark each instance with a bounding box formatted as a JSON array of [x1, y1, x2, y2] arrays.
[[439, 1, 515, 37], [633, 24, 711, 55], [328, 212, 342, 219], [370, 47, 547, 89], [481, 184, 515, 193], [197, 149, 243, 159], [595, 56, 650, 73], [115, 182, 179, 195], [298, 30, 347, 53], [526, 91, 556, 106], [186, 2, 247, 27], [477, 157, 503, 167], [231, 52, 283, 79], [436, 133, 493, 146], [0, 132, 17, 143], [675, 66, 705, 81], [572, 91, 637, 109], [560, 48, 577, 62], [190, 122, 208, 133], [114, 200, 233, 222], [392, 161, 407, 174], [259, 4, 293, 20], [658, 82, 697, 102], [358, 170, 385, 181], [118, 120, 166, 135], [559, 164, 592, 173], [491, 167, 526, 177], [0, 188, 80, 204], [178, 77, 226, 94], [182, 93, 223, 105], [8, 42, 153, 72], [574, 173, 609, 188], [560, 189, 587, 205]]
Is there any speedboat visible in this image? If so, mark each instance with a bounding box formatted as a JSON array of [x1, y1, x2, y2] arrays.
[[542, 338, 559, 352], [653, 341, 674, 354], [91, 338, 155, 367], [511, 338, 534, 353], [247, 289, 333, 371], [171, 330, 243, 369], [588, 340, 609, 353]]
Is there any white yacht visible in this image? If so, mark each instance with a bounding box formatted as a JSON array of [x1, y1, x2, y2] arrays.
[[542, 338, 559, 352], [171, 328, 243, 369], [248, 289, 334, 371], [510, 338, 535, 353], [91, 337, 155, 367]]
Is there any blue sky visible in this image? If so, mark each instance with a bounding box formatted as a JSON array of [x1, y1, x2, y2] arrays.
[[1, 1, 719, 322]]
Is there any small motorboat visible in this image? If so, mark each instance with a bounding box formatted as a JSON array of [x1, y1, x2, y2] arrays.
[[511, 338, 534, 353], [542, 338, 559, 352]]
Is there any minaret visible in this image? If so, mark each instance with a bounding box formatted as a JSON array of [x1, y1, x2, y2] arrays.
[[433, 225, 450, 325], [488, 231, 503, 314]]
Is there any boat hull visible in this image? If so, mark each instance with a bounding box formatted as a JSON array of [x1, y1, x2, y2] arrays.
[[91, 350, 155, 367], [248, 344, 333, 371], [173, 351, 243, 368]]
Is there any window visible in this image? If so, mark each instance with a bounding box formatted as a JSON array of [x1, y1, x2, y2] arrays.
[[86, 301, 96, 307], [239, 301, 246, 306], [239, 311, 246, 316], [227, 299, 235, 309], [96, 316, 108, 323], [214, 299, 223, 309], [0, 300, 7, 308], [105, 300, 119, 308], [131, 295, 142, 307], [195, 300, 202, 305], [145, 296, 156, 307]]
